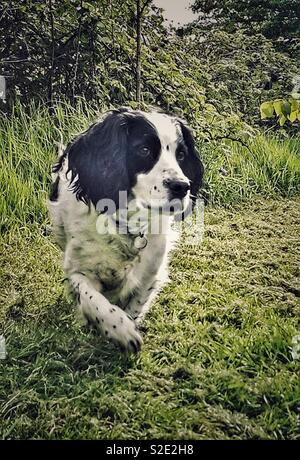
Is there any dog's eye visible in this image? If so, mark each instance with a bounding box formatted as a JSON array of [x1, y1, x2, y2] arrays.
[[138, 146, 151, 157], [177, 151, 186, 162]]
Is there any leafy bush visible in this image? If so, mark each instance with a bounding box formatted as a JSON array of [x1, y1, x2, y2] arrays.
[[1, 1, 253, 145], [177, 29, 298, 129], [191, 0, 300, 57], [260, 98, 300, 126]]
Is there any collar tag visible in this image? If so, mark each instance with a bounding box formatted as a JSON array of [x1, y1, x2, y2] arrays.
[[133, 234, 148, 250]]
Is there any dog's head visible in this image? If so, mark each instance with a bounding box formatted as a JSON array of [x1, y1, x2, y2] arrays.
[[64, 107, 204, 218]]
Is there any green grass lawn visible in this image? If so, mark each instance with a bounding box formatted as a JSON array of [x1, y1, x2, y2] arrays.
[[1, 197, 299, 440]]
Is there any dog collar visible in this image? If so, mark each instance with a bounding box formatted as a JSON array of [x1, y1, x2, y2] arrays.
[[104, 212, 149, 250], [133, 233, 148, 249]]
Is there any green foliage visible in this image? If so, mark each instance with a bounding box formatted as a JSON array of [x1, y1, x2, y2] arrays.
[[260, 99, 300, 126], [0, 0, 139, 106], [2, 1, 297, 136], [188, 1, 299, 132], [1, 1, 253, 142], [191, 0, 300, 48], [178, 28, 298, 129]]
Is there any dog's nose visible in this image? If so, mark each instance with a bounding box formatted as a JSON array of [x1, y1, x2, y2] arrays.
[[163, 179, 190, 199]]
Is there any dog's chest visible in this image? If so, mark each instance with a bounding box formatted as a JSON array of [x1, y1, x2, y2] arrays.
[[69, 230, 141, 290], [63, 203, 171, 306]]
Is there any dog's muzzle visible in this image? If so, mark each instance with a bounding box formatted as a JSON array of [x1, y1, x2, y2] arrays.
[[163, 178, 190, 200]]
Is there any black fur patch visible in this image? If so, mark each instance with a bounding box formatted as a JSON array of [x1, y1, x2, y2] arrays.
[[176, 121, 204, 202], [63, 108, 161, 209], [174, 120, 204, 220], [126, 115, 161, 185], [49, 176, 60, 202]]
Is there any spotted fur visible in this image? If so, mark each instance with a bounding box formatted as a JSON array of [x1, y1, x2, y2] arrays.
[[49, 107, 203, 352]]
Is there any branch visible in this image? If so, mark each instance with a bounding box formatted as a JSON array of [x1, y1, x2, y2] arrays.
[[0, 58, 32, 64], [207, 132, 256, 158], [140, 0, 152, 15], [48, 0, 55, 111], [72, 0, 83, 101]]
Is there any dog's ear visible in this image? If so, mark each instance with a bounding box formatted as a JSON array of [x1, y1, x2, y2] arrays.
[[178, 121, 204, 199], [175, 120, 204, 221], [66, 109, 131, 209]]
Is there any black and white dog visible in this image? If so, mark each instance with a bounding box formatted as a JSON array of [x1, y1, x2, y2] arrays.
[[49, 107, 203, 352]]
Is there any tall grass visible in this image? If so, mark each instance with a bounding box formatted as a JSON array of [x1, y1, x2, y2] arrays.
[[0, 102, 299, 233], [203, 136, 300, 205], [0, 101, 100, 233]]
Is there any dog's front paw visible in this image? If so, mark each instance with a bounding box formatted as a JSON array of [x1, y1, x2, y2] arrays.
[[104, 311, 143, 353]]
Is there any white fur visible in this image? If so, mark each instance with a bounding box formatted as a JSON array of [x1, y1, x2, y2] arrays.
[[49, 114, 185, 352], [132, 112, 190, 210]]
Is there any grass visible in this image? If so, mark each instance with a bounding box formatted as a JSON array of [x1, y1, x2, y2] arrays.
[[1, 198, 299, 439], [0, 101, 99, 233], [203, 136, 300, 205], [0, 103, 300, 439]]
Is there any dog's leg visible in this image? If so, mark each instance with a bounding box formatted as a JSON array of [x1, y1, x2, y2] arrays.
[[124, 280, 159, 322], [69, 273, 142, 352], [123, 235, 170, 322]]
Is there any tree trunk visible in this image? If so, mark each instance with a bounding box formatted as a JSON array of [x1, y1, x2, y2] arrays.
[[136, 0, 142, 107], [48, 0, 55, 114]]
